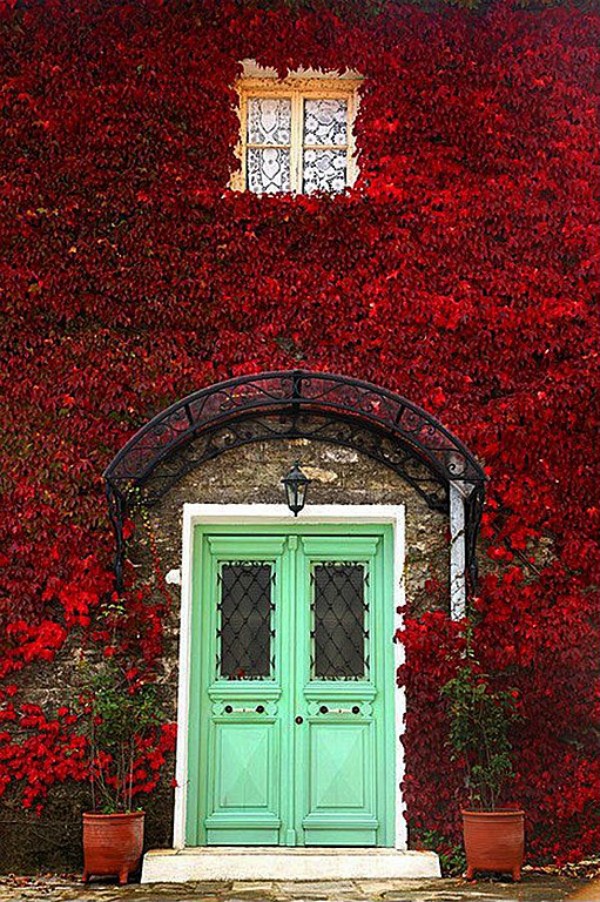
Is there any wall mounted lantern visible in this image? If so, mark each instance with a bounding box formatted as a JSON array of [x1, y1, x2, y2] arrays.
[[282, 461, 311, 516]]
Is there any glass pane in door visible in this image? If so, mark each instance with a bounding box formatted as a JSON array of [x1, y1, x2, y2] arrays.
[[217, 562, 274, 679], [311, 562, 368, 679]]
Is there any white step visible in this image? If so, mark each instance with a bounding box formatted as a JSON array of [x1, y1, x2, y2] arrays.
[[141, 846, 441, 883]]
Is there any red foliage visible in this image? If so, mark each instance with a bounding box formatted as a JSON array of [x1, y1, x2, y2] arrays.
[[0, 0, 598, 864]]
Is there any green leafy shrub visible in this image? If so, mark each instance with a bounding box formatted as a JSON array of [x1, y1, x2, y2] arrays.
[[80, 659, 162, 813], [441, 663, 521, 811]]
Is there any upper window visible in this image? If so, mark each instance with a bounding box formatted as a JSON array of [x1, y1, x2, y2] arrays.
[[233, 64, 361, 195]]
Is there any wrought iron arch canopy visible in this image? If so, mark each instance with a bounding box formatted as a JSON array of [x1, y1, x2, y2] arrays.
[[104, 370, 485, 592]]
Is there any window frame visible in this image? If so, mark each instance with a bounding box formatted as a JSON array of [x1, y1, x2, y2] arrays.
[[232, 75, 361, 195]]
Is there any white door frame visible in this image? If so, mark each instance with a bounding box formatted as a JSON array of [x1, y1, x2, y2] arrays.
[[173, 503, 407, 850]]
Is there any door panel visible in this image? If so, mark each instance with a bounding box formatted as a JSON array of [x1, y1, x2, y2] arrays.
[[304, 721, 378, 846], [309, 722, 371, 809], [205, 720, 281, 844], [188, 525, 395, 848]]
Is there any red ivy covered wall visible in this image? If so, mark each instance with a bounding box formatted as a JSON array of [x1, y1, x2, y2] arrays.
[[0, 0, 599, 866]]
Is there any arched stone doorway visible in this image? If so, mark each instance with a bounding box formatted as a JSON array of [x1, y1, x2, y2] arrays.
[[104, 371, 484, 881]]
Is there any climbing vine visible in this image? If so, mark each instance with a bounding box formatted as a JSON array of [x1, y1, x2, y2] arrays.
[[0, 0, 598, 865]]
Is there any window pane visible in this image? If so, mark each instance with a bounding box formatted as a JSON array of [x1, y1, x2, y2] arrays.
[[303, 148, 347, 194], [248, 97, 292, 145], [312, 563, 368, 679], [248, 147, 291, 194], [218, 563, 273, 679], [304, 98, 348, 147]]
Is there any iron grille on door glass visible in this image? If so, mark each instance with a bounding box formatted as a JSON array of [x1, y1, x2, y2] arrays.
[[311, 562, 369, 679], [217, 562, 274, 679]]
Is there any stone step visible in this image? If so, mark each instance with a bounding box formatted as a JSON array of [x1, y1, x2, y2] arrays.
[[141, 847, 441, 884]]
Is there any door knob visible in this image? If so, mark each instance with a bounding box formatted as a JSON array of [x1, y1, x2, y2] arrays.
[[295, 715, 304, 724]]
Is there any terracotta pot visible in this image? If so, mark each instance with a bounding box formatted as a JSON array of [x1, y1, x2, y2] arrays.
[[462, 809, 525, 881], [82, 811, 145, 885]]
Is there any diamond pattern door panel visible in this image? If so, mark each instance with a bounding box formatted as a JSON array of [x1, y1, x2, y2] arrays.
[[187, 526, 395, 849], [309, 724, 370, 809], [205, 722, 281, 845], [216, 725, 271, 808]]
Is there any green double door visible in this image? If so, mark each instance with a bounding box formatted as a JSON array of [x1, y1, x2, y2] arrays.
[[186, 524, 395, 848]]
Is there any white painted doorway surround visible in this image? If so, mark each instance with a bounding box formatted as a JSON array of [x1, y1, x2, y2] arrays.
[[140, 502, 458, 883]]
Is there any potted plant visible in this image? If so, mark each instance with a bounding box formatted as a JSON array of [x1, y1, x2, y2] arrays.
[[79, 657, 161, 885], [441, 661, 524, 881]]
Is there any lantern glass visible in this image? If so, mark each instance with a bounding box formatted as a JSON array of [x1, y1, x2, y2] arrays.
[[282, 461, 310, 516]]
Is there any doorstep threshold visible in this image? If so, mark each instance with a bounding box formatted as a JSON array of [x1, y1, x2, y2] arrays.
[[141, 847, 441, 883]]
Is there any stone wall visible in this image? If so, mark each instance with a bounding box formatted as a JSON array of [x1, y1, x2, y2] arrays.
[[144, 438, 449, 625]]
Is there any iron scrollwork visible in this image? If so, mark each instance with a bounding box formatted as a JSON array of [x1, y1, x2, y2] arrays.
[[104, 370, 486, 593]]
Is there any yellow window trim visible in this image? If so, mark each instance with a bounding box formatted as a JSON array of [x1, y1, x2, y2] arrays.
[[231, 76, 362, 194]]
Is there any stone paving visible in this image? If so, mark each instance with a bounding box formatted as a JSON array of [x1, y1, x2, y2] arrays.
[[0, 874, 593, 902]]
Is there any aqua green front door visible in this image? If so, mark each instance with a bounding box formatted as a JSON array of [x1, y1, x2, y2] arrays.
[[186, 524, 396, 847]]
